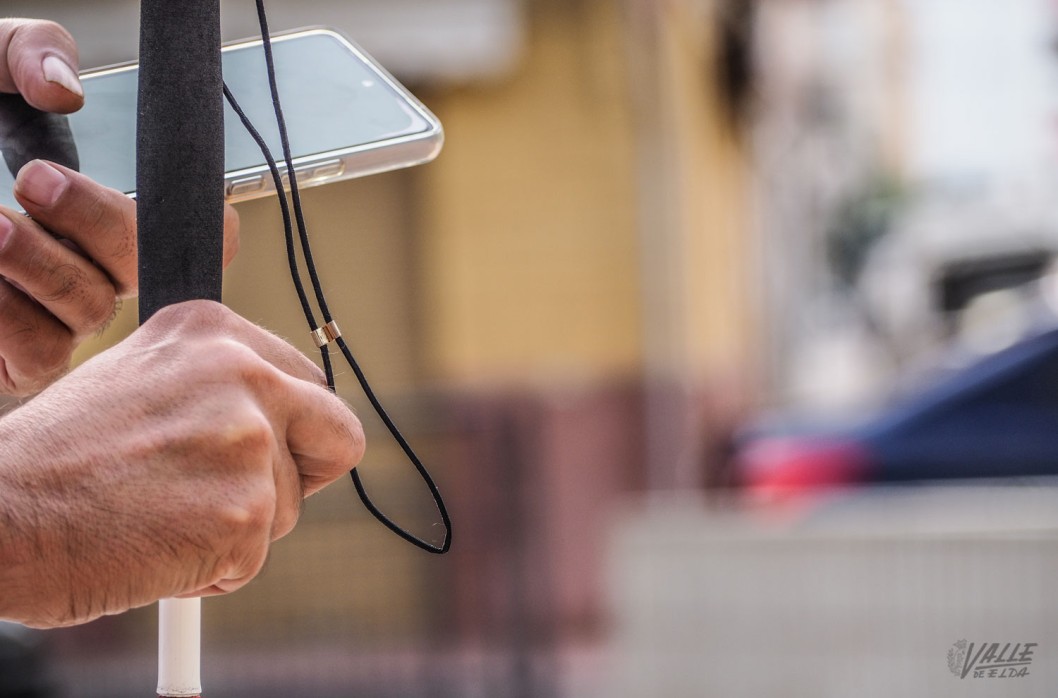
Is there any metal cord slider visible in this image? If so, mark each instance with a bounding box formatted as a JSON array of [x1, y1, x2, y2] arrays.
[[311, 320, 342, 347]]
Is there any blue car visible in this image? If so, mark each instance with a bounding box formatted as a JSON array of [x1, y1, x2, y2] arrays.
[[739, 328, 1058, 495]]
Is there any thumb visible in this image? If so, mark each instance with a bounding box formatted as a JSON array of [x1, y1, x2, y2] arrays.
[[0, 19, 83, 114]]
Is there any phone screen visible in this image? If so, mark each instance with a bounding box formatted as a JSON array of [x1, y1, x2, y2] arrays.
[[0, 31, 432, 210]]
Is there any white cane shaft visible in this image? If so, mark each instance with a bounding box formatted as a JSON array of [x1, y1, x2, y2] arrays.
[[158, 597, 202, 697]]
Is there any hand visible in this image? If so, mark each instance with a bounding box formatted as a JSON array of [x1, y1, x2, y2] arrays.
[[0, 301, 365, 628], [0, 19, 240, 397], [0, 161, 240, 396]]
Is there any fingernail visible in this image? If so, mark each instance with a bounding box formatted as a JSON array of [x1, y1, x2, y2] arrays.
[[0, 216, 12, 251], [42, 55, 83, 98], [16, 160, 67, 208]]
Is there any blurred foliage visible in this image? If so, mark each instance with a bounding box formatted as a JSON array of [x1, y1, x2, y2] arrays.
[[825, 173, 906, 289]]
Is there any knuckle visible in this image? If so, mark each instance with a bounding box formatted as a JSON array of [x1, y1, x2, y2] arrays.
[[148, 302, 191, 329], [220, 499, 273, 568], [349, 416, 367, 466], [149, 299, 228, 335], [0, 357, 20, 396], [213, 535, 270, 592], [215, 340, 282, 394], [234, 351, 295, 402], [0, 219, 115, 335], [0, 212, 16, 254], [333, 405, 367, 468], [9, 348, 69, 397], [223, 488, 275, 534], [0, 211, 28, 259], [270, 495, 301, 541], [95, 195, 138, 269], [25, 324, 72, 378], [0, 281, 72, 372], [1, 375, 40, 399], [216, 402, 275, 462], [74, 188, 121, 241], [38, 262, 88, 306], [191, 299, 233, 327], [81, 293, 118, 334], [328, 393, 366, 466], [48, 179, 137, 289], [38, 344, 72, 381]]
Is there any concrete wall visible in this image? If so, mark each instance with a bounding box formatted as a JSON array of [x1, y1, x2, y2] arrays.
[[607, 489, 1058, 698]]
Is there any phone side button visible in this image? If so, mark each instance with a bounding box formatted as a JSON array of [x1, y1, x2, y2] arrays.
[[310, 160, 345, 180], [229, 176, 264, 197]]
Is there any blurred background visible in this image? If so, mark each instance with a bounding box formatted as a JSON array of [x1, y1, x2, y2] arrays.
[[4, 0, 1058, 696]]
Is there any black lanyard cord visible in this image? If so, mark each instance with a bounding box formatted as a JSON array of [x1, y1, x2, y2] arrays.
[[220, 2, 451, 554]]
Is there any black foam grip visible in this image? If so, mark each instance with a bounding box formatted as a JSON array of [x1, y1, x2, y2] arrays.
[[137, 0, 225, 322], [0, 94, 79, 177]]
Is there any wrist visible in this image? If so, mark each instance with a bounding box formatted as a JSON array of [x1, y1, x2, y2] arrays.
[[0, 410, 73, 627], [0, 417, 41, 623]]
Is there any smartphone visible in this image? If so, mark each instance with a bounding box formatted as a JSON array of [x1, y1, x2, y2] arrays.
[[0, 27, 443, 211]]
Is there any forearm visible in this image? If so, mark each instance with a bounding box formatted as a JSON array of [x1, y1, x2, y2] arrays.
[[0, 395, 171, 629], [0, 412, 61, 626]]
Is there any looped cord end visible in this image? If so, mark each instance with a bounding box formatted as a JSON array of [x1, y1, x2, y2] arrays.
[[223, 0, 452, 555]]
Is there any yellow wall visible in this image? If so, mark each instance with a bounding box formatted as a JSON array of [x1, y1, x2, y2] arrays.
[[662, 2, 755, 382], [416, 0, 643, 387], [416, 0, 753, 390]]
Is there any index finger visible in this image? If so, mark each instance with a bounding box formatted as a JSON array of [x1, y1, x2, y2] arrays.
[[283, 377, 366, 497], [0, 19, 83, 113]]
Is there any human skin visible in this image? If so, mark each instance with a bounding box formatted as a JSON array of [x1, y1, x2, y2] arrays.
[[0, 20, 366, 629], [0, 300, 366, 628], [0, 18, 240, 395]]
